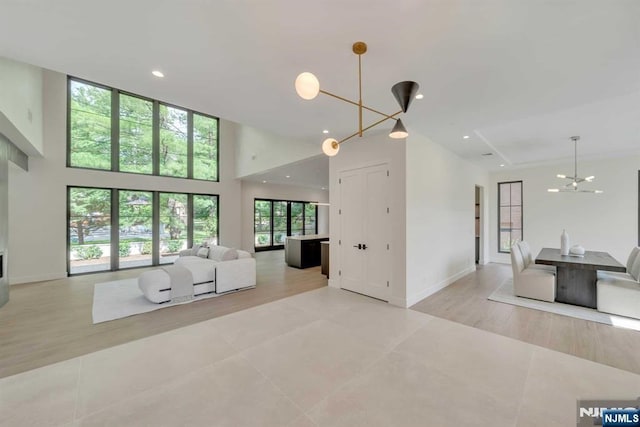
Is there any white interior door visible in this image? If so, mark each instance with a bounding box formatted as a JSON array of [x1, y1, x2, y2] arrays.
[[339, 169, 365, 293], [339, 163, 390, 301]]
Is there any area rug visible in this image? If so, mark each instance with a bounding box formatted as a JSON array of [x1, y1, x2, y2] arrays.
[[92, 278, 221, 324], [488, 278, 640, 332]]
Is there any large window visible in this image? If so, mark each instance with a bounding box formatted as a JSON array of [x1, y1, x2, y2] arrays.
[[253, 199, 318, 251], [159, 192, 188, 264], [119, 94, 153, 174], [69, 80, 111, 170], [68, 187, 112, 274], [119, 190, 153, 269], [68, 78, 219, 181], [68, 187, 218, 275], [498, 181, 523, 253]]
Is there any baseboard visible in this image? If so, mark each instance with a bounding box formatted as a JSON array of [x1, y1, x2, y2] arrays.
[[405, 265, 476, 307], [388, 295, 408, 308], [327, 278, 340, 289], [10, 272, 67, 285]]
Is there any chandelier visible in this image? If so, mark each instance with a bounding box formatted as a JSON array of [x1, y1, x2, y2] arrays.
[[294, 41, 419, 156], [547, 136, 602, 193]]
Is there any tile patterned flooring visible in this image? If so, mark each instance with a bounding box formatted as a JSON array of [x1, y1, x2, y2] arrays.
[[1, 286, 639, 427]]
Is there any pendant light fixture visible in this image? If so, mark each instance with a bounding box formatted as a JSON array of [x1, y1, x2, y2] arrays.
[[547, 136, 602, 193], [295, 41, 419, 156]]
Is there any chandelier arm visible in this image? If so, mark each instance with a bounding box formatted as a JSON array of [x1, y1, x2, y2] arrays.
[[319, 89, 398, 120], [358, 53, 363, 137], [574, 138, 578, 182], [338, 110, 403, 145]]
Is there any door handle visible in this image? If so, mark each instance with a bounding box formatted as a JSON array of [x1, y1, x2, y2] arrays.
[[362, 244, 367, 250], [353, 244, 362, 249]]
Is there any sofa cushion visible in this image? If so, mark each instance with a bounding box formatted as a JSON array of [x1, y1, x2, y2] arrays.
[[196, 247, 209, 258], [207, 245, 238, 262]]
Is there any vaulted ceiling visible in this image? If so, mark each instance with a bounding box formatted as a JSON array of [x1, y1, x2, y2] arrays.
[[1, 0, 638, 172]]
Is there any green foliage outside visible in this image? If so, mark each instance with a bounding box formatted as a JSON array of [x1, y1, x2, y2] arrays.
[[193, 195, 218, 243], [74, 245, 103, 260], [159, 105, 188, 177], [165, 240, 184, 253], [69, 81, 111, 170], [193, 113, 218, 181], [141, 241, 152, 255], [257, 234, 269, 245], [69, 186, 218, 264], [69, 188, 111, 245], [120, 94, 153, 174], [69, 80, 218, 181], [118, 242, 131, 257]]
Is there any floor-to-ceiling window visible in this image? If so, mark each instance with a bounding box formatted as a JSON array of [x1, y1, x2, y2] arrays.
[[118, 190, 153, 269], [68, 187, 112, 274], [253, 199, 318, 251], [68, 187, 218, 275], [67, 76, 221, 275], [498, 181, 523, 253]]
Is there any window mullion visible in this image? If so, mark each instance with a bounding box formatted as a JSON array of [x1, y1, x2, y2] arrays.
[[187, 111, 194, 179], [152, 101, 160, 176], [110, 189, 119, 271], [152, 191, 160, 265], [187, 194, 194, 248], [112, 90, 120, 172]]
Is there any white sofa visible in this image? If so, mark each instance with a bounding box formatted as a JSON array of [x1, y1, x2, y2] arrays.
[[597, 247, 640, 319], [138, 245, 256, 303], [510, 241, 556, 302]]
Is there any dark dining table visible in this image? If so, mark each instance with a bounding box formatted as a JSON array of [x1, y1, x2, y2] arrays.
[[534, 248, 626, 309]]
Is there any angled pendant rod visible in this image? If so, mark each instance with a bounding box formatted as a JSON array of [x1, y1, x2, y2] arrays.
[[358, 52, 363, 137], [574, 137, 578, 184], [318, 90, 399, 120], [338, 110, 402, 145]]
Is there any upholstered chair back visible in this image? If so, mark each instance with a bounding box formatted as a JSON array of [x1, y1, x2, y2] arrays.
[[630, 250, 640, 282], [626, 247, 640, 273], [510, 244, 525, 276], [517, 241, 533, 267]]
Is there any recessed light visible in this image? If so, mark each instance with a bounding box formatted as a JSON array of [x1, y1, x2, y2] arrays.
[[415, 94, 424, 100], [262, 180, 267, 184], [321, 187, 326, 190], [152, 70, 164, 78], [463, 135, 470, 139], [322, 129, 329, 134], [500, 164, 505, 167], [285, 175, 290, 178]]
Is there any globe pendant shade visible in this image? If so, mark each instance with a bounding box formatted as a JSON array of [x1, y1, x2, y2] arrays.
[[322, 138, 339, 156], [389, 119, 408, 139], [295, 72, 320, 100], [391, 81, 419, 113]]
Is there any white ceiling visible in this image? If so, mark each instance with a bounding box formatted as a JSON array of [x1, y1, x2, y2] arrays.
[[242, 155, 329, 189], [1, 0, 639, 176]]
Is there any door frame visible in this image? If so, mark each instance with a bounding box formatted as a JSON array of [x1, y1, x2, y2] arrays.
[[475, 185, 485, 265]]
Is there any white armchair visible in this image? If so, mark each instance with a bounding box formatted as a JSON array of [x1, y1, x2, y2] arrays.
[[516, 241, 555, 273], [597, 246, 640, 319], [511, 243, 556, 302]]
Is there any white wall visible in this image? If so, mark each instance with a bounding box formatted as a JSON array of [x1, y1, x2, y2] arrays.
[[405, 133, 490, 307], [329, 131, 407, 306], [490, 156, 639, 265], [240, 180, 329, 252], [8, 70, 242, 284], [235, 124, 320, 178], [0, 56, 43, 156]]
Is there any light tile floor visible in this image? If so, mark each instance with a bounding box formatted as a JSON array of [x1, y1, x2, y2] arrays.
[[1, 287, 639, 427]]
